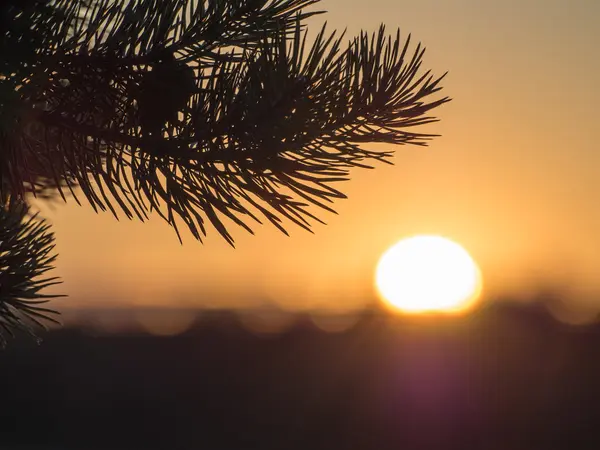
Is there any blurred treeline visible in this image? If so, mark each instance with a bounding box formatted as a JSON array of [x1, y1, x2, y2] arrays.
[[2, 300, 600, 450]]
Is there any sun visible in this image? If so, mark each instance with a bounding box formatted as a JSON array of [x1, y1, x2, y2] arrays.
[[375, 235, 482, 314]]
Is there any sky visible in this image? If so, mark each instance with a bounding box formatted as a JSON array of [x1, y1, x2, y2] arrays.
[[37, 0, 600, 314]]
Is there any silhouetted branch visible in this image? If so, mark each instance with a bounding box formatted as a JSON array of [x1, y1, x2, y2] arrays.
[[0, 197, 62, 347], [1, 0, 449, 246], [0, 0, 449, 341]]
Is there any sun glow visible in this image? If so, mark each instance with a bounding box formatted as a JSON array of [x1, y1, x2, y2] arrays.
[[375, 235, 482, 314]]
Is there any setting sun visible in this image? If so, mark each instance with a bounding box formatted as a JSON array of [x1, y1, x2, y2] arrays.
[[375, 235, 482, 314]]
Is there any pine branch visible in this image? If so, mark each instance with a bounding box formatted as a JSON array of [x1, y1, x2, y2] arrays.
[[0, 197, 63, 347], [1, 0, 450, 247]]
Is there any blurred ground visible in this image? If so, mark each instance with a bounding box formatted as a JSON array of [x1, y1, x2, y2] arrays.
[[2, 302, 600, 450]]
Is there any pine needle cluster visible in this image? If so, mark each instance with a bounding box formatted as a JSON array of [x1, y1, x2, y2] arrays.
[[0, 0, 449, 342]]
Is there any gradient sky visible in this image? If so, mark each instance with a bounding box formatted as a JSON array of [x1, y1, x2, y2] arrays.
[[37, 0, 600, 313]]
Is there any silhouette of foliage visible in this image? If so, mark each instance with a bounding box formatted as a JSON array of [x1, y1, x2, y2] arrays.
[[0, 197, 62, 347], [0, 0, 449, 340]]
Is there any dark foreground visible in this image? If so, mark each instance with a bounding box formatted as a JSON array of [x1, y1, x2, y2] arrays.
[[2, 302, 600, 450]]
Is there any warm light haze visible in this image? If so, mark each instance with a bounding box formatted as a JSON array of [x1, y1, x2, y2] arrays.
[[38, 0, 600, 318]]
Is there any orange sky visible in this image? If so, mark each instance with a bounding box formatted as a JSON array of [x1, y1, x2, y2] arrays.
[[36, 0, 600, 312]]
